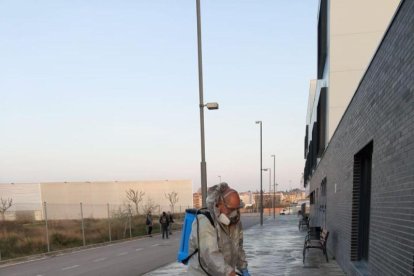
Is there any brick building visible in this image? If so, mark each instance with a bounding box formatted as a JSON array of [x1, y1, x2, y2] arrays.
[[304, 1, 413, 275]]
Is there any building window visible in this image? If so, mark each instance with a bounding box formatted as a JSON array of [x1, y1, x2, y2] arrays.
[[321, 178, 327, 197], [304, 125, 309, 159], [310, 191, 315, 205], [351, 141, 373, 262], [317, 88, 327, 157], [320, 178, 327, 227], [317, 0, 328, 79], [311, 122, 318, 169]]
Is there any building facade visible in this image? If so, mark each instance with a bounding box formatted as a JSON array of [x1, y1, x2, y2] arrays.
[[304, 0, 400, 182], [0, 180, 193, 220], [304, 1, 413, 275]]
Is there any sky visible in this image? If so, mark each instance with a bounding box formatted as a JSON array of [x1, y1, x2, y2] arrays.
[[0, 0, 318, 193]]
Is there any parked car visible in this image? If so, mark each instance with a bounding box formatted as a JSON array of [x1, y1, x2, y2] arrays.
[[280, 208, 293, 215]]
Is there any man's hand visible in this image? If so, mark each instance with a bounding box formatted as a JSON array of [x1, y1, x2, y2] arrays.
[[229, 271, 236, 276]]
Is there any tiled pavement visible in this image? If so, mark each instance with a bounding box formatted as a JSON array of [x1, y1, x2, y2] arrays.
[[145, 215, 345, 275]]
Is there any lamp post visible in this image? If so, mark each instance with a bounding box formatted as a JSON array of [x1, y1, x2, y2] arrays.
[[262, 168, 271, 217], [289, 180, 292, 214], [255, 121, 263, 226], [218, 175, 222, 183], [196, 0, 219, 207], [271, 154, 276, 219]]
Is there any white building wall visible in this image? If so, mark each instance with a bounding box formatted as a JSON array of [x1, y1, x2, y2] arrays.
[[327, 0, 400, 140], [0, 183, 42, 211], [40, 180, 193, 219], [0, 180, 193, 220]]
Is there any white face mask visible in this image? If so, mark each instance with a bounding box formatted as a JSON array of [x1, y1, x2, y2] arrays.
[[218, 213, 231, 225], [218, 210, 239, 225]]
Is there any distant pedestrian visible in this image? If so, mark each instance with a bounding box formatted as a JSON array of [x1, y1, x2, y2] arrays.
[[167, 211, 174, 235], [146, 211, 153, 237], [159, 212, 169, 239]]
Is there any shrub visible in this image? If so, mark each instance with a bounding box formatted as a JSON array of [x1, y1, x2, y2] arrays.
[[51, 232, 82, 249]]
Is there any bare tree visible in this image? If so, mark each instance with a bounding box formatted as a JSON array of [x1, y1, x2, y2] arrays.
[[142, 197, 159, 215], [125, 189, 145, 215], [111, 202, 133, 238], [165, 191, 179, 213], [0, 197, 13, 221]]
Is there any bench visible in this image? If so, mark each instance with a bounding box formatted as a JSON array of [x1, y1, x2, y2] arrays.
[[303, 227, 329, 263]]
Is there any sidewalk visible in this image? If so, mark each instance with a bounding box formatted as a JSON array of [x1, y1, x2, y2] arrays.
[[144, 215, 345, 276]]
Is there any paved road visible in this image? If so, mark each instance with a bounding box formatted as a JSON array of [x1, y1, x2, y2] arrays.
[[0, 213, 260, 276]]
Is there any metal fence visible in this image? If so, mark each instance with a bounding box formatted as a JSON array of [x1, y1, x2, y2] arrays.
[[0, 203, 191, 261]]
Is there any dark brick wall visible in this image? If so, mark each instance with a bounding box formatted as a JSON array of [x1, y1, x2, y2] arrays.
[[308, 1, 414, 275]]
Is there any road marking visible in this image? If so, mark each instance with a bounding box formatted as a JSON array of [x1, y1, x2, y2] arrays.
[[93, 257, 107, 262], [135, 248, 143, 251], [62, 264, 80, 271], [151, 243, 160, 247], [117, 252, 128, 256]]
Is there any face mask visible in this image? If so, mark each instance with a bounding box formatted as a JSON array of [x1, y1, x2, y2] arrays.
[[218, 210, 239, 225], [228, 210, 239, 224], [218, 213, 231, 225]]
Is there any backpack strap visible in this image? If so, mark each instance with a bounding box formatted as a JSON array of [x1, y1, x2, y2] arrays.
[[198, 209, 214, 227], [181, 248, 198, 265], [185, 208, 214, 226]]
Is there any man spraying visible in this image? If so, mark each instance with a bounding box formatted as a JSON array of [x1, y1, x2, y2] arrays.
[[187, 183, 250, 276]]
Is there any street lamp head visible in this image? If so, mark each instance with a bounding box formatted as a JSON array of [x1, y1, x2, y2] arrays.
[[262, 168, 269, 171], [271, 154, 275, 157], [255, 121, 262, 124], [206, 102, 219, 110]]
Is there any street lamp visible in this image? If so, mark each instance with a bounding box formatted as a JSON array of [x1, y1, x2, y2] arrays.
[[196, 0, 219, 207], [255, 120, 263, 226], [271, 154, 276, 219], [262, 168, 271, 217], [288, 180, 292, 213], [218, 175, 222, 183]]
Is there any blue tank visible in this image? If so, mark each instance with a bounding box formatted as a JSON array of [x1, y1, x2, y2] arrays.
[[177, 209, 197, 264]]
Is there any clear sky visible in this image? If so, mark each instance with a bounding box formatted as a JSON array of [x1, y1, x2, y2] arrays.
[[0, 0, 317, 193]]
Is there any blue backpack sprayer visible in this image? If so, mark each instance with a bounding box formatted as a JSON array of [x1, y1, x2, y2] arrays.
[[177, 208, 213, 264]]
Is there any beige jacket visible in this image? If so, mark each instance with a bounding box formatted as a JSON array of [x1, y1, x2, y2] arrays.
[[187, 213, 247, 275]]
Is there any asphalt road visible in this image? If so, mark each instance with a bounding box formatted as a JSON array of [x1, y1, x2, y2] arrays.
[[0, 213, 260, 276]]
